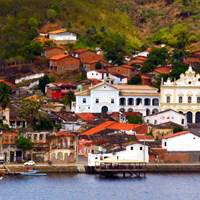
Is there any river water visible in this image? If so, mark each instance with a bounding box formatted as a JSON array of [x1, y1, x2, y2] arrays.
[[0, 173, 200, 200]]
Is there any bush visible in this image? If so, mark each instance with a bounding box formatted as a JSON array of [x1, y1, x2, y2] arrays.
[[127, 115, 143, 124]]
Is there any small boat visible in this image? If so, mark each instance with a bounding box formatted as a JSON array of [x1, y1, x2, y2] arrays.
[[20, 170, 47, 176], [0, 176, 3, 180]]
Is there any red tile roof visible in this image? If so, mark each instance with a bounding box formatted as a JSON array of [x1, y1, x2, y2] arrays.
[[135, 134, 154, 141], [73, 48, 89, 54], [55, 131, 75, 137], [82, 121, 145, 136], [0, 80, 16, 88], [76, 113, 96, 122], [163, 131, 189, 139], [79, 52, 104, 64], [154, 66, 172, 75], [49, 54, 68, 61]]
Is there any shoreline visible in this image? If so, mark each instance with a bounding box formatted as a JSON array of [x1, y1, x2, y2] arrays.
[[2, 163, 200, 174]]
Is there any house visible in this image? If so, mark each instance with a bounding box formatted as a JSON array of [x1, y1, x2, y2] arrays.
[[25, 132, 49, 162], [48, 131, 77, 164], [75, 50, 106, 71], [48, 29, 77, 44], [46, 82, 77, 100], [160, 66, 200, 123], [162, 131, 200, 151], [87, 70, 128, 84], [88, 142, 149, 166], [2, 131, 22, 163], [72, 82, 160, 116], [107, 65, 136, 80], [128, 56, 147, 67], [140, 74, 152, 85], [81, 121, 148, 136], [49, 54, 80, 73], [143, 109, 187, 127], [150, 122, 184, 139], [43, 47, 66, 59]]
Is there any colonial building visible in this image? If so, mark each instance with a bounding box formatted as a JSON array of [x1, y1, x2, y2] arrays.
[[48, 131, 77, 164], [72, 82, 160, 116], [143, 109, 187, 127], [160, 66, 200, 123], [87, 70, 127, 84]]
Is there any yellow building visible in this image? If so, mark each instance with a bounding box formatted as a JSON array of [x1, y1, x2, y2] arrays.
[[160, 66, 200, 123]]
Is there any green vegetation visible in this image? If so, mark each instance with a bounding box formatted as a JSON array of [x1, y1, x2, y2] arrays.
[[39, 75, 54, 94], [128, 75, 141, 85], [16, 136, 33, 151], [0, 83, 12, 109], [127, 115, 143, 124], [63, 91, 75, 109]]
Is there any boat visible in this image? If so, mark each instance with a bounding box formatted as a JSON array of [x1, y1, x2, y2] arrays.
[[0, 176, 3, 180], [19, 170, 47, 176]]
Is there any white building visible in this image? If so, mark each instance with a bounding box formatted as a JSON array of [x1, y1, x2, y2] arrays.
[[88, 143, 149, 166], [72, 82, 160, 115], [162, 131, 200, 152], [48, 29, 77, 43], [144, 109, 187, 127], [87, 70, 127, 84], [160, 66, 200, 123]]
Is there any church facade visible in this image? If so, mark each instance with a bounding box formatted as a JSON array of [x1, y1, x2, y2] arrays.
[[160, 66, 200, 123], [72, 82, 160, 116]]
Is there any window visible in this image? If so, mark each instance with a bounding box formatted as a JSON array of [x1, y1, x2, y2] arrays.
[[34, 134, 37, 141], [164, 142, 167, 146], [111, 99, 114, 104], [96, 98, 99, 103], [166, 96, 170, 103], [136, 98, 142, 105], [140, 147, 143, 150], [128, 98, 134, 105], [154, 120, 157, 125], [179, 96, 183, 103], [181, 119, 184, 125], [39, 134, 44, 140], [188, 96, 192, 103], [188, 81, 191, 84], [130, 146, 134, 150], [119, 98, 126, 106], [144, 98, 150, 106], [83, 98, 86, 103], [197, 97, 200, 103], [152, 98, 159, 106]]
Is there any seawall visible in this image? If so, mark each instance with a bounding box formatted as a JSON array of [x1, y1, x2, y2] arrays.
[[2, 163, 200, 174]]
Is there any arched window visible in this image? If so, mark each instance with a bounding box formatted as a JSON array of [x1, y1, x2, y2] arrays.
[[128, 98, 134, 105], [136, 98, 142, 105], [144, 98, 150, 106], [128, 108, 133, 112], [146, 109, 150, 116], [179, 96, 183, 103], [152, 109, 159, 114], [187, 112, 193, 123], [119, 108, 125, 112], [152, 98, 159, 106], [119, 98, 126, 106]]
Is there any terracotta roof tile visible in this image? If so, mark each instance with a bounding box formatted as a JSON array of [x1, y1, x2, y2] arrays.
[[163, 131, 189, 139], [49, 54, 68, 61], [154, 66, 172, 75], [76, 113, 96, 122]]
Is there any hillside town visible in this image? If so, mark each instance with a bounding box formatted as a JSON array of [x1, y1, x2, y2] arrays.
[[1, 24, 200, 168]]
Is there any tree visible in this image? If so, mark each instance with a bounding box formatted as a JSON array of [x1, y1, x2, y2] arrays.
[[39, 75, 53, 94], [19, 99, 41, 127], [63, 91, 75, 109], [127, 115, 143, 124], [142, 47, 169, 73], [47, 9, 58, 22], [102, 33, 130, 65], [24, 42, 42, 60], [16, 136, 33, 151], [33, 113, 54, 131], [128, 75, 141, 85], [0, 83, 12, 109]]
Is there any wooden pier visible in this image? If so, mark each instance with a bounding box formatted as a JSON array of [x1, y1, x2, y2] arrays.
[[95, 162, 147, 178]]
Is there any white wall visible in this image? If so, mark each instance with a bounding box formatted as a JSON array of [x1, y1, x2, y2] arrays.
[[49, 32, 77, 41], [162, 133, 200, 151], [15, 73, 45, 84], [88, 143, 149, 166], [144, 110, 187, 127]]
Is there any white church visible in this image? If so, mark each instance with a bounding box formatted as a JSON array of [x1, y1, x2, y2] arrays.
[[72, 82, 160, 116], [160, 66, 200, 123]]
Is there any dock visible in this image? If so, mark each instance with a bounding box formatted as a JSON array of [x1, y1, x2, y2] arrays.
[[95, 162, 147, 178]]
